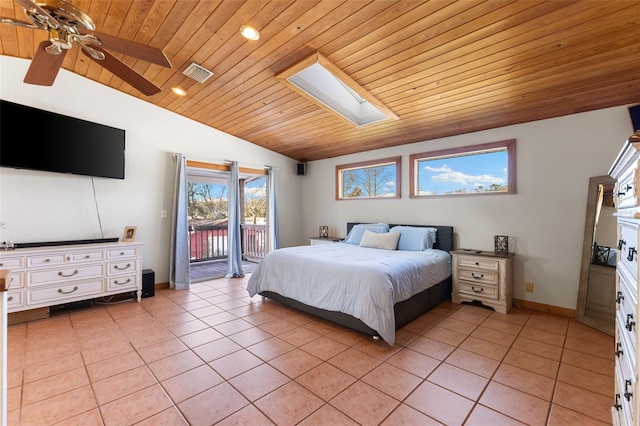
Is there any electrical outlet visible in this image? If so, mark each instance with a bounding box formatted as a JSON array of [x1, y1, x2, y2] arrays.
[[525, 282, 534, 293]]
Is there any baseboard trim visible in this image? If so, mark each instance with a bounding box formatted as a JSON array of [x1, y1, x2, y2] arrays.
[[155, 282, 170, 290], [513, 298, 576, 318]]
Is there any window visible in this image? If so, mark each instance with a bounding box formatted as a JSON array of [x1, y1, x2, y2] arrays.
[[336, 156, 401, 200], [410, 140, 516, 197]]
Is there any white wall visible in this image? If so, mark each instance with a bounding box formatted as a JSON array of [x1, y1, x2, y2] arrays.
[[0, 56, 303, 284], [301, 107, 633, 310]]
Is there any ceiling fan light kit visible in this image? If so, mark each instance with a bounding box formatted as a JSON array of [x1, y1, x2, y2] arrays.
[[1, 0, 172, 95]]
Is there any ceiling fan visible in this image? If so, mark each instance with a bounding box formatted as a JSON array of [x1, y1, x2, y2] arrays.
[[0, 0, 172, 95]]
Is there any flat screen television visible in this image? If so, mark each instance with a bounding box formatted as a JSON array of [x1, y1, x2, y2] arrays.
[[0, 99, 125, 179]]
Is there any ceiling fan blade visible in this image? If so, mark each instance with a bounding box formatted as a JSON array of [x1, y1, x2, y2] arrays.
[[15, 0, 59, 26], [24, 40, 66, 86], [0, 17, 40, 29], [85, 30, 171, 68], [82, 46, 161, 96]]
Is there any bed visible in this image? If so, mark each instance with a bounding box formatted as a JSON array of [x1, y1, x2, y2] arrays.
[[247, 223, 454, 346]]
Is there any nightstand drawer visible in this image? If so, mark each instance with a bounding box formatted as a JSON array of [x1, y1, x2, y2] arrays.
[[458, 268, 498, 286], [459, 282, 499, 300], [457, 256, 500, 271]]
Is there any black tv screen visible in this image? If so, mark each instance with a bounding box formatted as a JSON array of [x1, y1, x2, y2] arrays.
[[0, 100, 125, 179]]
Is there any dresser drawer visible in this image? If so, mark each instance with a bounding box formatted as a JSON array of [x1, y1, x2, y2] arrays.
[[614, 160, 640, 209], [27, 263, 104, 287], [27, 254, 67, 267], [457, 268, 499, 286], [618, 220, 639, 284], [615, 362, 635, 425], [616, 304, 637, 360], [7, 289, 23, 309], [7, 271, 23, 289], [27, 279, 103, 305], [107, 247, 139, 259], [457, 256, 500, 271], [108, 260, 138, 275], [0, 256, 24, 269], [69, 250, 105, 263], [458, 282, 499, 300], [107, 274, 138, 292]]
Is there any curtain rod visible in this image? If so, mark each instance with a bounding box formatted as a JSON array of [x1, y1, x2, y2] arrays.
[[174, 153, 273, 171]]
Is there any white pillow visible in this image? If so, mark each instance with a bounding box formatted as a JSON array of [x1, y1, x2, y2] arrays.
[[359, 230, 400, 250]]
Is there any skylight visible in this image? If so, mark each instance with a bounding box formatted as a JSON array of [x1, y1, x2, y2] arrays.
[[276, 52, 398, 128]]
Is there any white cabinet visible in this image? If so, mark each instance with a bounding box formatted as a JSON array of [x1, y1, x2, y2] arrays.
[[451, 250, 514, 314], [609, 132, 640, 425], [0, 241, 142, 313], [309, 237, 341, 246]]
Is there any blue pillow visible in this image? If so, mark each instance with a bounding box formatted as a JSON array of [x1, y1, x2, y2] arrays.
[[390, 226, 437, 251], [343, 223, 389, 245]]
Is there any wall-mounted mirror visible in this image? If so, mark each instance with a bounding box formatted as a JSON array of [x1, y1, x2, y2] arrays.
[[576, 175, 616, 336]]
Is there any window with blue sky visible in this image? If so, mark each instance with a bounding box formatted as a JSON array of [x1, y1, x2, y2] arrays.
[[410, 140, 516, 197]]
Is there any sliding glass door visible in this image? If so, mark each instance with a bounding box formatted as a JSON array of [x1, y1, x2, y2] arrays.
[[186, 166, 268, 282]]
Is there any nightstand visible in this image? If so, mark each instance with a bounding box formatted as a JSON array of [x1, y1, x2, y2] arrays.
[[451, 250, 514, 314], [309, 237, 341, 246]]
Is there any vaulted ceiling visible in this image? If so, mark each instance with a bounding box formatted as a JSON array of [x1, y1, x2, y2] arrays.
[[1, 0, 638, 162]]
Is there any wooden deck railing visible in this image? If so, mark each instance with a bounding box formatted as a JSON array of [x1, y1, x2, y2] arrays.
[[189, 223, 266, 262]]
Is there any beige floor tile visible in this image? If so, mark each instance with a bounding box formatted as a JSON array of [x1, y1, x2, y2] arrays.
[[552, 382, 612, 423], [92, 366, 157, 405], [296, 362, 356, 401], [22, 366, 90, 406], [330, 381, 400, 425], [21, 385, 97, 425], [161, 364, 224, 403], [299, 403, 359, 425], [300, 336, 349, 360], [480, 381, 550, 426], [362, 362, 422, 400], [247, 336, 296, 361], [269, 348, 323, 378], [503, 348, 560, 379], [547, 403, 610, 426], [380, 403, 443, 426], [216, 404, 276, 425], [556, 363, 614, 397], [147, 350, 204, 381], [386, 347, 441, 378], [136, 406, 189, 425], [465, 404, 526, 425], [511, 335, 563, 361], [228, 326, 273, 347], [255, 381, 323, 426], [230, 363, 290, 401], [192, 336, 242, 362], [86, 350, 145, 383], [208, 348, 264, 380], [428, 362, 489, 400], [100, 384, 174, 426], [406, 335, 456, 360], [328, 347, 381, 377], [405, 380, 475, 425], [446, 348, 500, 378], [459, 335, 509, 361], [492, 363, 555, 401]]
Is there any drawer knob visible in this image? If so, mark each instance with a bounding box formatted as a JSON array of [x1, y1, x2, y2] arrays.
[[57, 286, 79, 295], [471, 286, 484, 293], [624, 379, 634, 401], [66, 256, 71, 261], [628, 247, 637, 262], [471, 273, 484, 279], [614, 394, 623, 411], [475, 262, 479, 266], [7, 296, 13, 302], [616, 291, 625, 304], [615, 342, 624, 357], [626, 313, 635, 332], [618, 239, 627, 250], [114, 263, 131, 271], [114, 278, 131, 286], [618, 184, 633, 196], [58, 269, 79, 278]]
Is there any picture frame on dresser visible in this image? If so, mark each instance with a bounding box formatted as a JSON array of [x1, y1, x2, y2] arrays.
[[122, 226, 137, 242]]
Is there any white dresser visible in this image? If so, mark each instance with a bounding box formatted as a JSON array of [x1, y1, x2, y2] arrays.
[[609, 132, 640, 426], [0, 241, 142, 313]]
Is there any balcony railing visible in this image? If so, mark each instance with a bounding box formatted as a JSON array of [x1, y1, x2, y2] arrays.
[[189, 223, 266, 263]]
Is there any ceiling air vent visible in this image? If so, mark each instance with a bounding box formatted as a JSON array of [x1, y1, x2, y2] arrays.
[[183, 63, 214, 83]]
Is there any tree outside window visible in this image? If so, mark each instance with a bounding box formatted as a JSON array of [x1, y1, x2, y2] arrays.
[[336, 156, 401, 200]]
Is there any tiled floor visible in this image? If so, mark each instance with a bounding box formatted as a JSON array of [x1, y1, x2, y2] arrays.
[[7, 275, 614, 425]]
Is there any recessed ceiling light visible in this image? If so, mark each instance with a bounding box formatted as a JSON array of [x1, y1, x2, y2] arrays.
[[240, 25, 260, 41], [172, 87, 187, 96]]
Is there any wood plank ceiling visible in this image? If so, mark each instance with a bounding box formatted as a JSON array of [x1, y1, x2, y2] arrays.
[[0, 0, 638, 162]]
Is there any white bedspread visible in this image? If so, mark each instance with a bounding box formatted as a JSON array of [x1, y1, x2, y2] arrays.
[[247, 243, 451, 346]]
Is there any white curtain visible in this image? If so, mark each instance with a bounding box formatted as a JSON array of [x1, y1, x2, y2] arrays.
[[169, 153, 190, 290], [226, 161, 244, 278], [268, 167, 279, 251]]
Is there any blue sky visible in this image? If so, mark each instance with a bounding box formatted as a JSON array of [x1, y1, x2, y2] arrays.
[[417, 149, 508, 195]]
